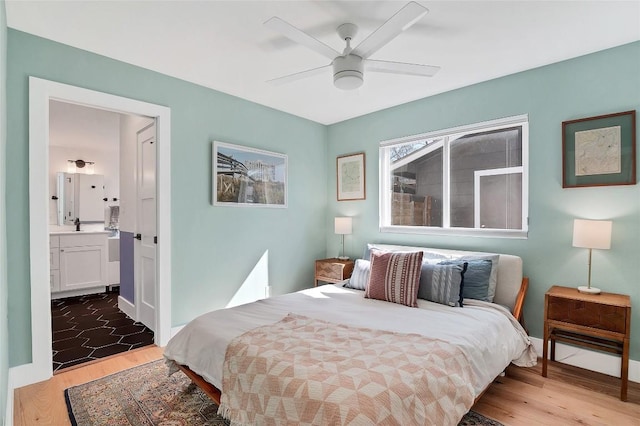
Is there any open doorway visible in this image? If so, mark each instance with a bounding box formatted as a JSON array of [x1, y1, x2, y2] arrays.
[[48, 101, 156, 372], [18, 77, 172, 388]]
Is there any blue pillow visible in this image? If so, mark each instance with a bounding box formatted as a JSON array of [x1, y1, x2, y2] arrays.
[[418, 262, 467, 307], [457, 255, 499, 302], [442, 259, 493, 302]]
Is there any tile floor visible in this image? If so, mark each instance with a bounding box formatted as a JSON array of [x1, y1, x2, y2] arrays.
[[51, 290, 154, 372]]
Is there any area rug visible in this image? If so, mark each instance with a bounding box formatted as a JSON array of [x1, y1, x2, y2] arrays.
[[65, 359, 504, 426]]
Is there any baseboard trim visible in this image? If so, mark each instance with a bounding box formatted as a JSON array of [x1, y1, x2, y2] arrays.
[[7, 361, 49, 393], [7, 361, 48, 426], [530, 337, 639, 383], [50, 286, 106, 300], [118, 296, 136, 322], [5, 369, 14, 426]]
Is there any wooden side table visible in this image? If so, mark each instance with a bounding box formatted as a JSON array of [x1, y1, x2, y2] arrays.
[[314, 258, 354, 286], [542, 285, 631, 401]]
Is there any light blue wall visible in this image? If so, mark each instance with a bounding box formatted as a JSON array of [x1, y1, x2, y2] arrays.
[[326, 42, 640, 361], [6, 30, 328, 366], [5, 25, 640, 372], [0, 2, 9, 423]]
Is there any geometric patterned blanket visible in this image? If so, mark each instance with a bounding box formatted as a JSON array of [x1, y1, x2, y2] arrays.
[[218, 314, 476, 426]]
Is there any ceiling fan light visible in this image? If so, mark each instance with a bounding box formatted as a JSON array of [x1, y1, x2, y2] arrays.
[[333, 54, 364, 90], [334, 71, 363, 90]]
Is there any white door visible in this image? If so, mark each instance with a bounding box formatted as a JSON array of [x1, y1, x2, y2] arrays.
[[135, 122, 157, 331]]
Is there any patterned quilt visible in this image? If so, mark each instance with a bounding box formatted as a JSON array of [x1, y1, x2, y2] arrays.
[[218, 314, 476, 426]]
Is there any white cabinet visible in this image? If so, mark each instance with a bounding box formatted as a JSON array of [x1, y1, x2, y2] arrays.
[[50, 232, 108, 298], [50, 236, 60, 292]]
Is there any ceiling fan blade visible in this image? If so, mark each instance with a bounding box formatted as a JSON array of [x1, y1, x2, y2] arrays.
[[264, 17, 340, 60], [366, 59, 440, 77], [267, 64, 332, 86], [352, 1, 428, 59]]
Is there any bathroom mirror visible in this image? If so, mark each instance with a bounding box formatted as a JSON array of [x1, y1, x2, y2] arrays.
[[56, 172, 105, 225]]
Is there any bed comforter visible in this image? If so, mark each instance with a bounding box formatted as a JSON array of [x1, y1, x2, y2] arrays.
[[164, 283, 536, 424]]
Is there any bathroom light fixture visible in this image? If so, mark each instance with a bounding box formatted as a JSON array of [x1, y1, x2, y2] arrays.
[[572, 219, 612, 294], [68, 159, 95, 174]]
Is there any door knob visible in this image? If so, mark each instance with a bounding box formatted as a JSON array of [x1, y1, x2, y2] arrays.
[[134, 233, 142, 240]]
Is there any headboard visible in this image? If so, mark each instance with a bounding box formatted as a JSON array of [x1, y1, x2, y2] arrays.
[[364, 244, 525, 314]]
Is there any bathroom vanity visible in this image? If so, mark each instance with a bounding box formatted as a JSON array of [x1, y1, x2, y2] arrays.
[[50, 230, 109, 299]]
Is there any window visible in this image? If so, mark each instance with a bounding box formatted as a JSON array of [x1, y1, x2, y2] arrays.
[[380, 115, 528, 238]]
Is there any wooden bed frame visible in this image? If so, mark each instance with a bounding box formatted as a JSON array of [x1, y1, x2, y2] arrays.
[[175, 277, 530, 407], [178, 363, 222, 404]]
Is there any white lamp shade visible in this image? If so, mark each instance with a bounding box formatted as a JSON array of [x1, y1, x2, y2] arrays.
[[572, 219, 612, 250], [334, 217, 352, 235]]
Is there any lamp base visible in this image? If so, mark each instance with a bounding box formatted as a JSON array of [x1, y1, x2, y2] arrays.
[[337, 256, 349, 260], [577, 285, 601, 294]]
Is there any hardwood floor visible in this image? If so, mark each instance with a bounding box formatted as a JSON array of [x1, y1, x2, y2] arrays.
[[13, 348, 640, 425], [474, 361, 640, 425], [13, 345, 164, 426]]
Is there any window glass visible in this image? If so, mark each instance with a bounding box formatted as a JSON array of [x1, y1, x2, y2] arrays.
[[390, 145, 442, 227], [379, 116, 528, 238]]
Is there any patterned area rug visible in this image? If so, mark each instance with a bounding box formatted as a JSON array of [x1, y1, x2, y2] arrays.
[[65, 360, 504, 426]]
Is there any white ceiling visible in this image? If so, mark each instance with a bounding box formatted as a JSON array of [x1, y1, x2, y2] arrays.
[[49, 100, 122, 151], [7, 1, 640, 125]]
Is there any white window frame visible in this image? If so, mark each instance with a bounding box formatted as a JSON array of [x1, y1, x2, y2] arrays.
[[379, 114, 529, 239], [474, 167, 525, 229]]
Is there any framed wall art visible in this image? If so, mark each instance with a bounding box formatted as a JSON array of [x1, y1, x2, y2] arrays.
[[212, 141, 287, 207], [337, 152, 366, 201], [562, 110, 636, 188]]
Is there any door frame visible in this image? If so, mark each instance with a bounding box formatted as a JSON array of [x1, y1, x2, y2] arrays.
[[23, 77, 172, 387]]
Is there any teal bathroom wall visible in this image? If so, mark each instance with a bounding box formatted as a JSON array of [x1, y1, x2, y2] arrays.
[[326, 41, 640, 361]]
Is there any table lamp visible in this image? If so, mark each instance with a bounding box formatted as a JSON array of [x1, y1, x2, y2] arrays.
[[572, 219, 612, 294], [334, 217, 352, 260]]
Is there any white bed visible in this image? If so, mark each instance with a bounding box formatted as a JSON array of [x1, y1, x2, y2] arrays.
[[164, 245, 536, 424], [165, 282, 535, 393]]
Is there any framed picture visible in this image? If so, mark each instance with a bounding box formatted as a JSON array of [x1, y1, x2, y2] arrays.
[[562, 110, 636, 188], [212, 141, 287, 208], [337, 152, 366, 201]]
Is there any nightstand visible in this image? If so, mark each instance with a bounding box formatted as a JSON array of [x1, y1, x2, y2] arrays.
[[314, 258, 354, 287], [542, 285, 631, 401]]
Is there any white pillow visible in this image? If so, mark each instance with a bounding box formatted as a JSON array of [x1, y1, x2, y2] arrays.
[[344, 259, 370, 291]]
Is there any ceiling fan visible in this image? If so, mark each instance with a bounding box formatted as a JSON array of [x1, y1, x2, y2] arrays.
[[264, 1, 440, 90]]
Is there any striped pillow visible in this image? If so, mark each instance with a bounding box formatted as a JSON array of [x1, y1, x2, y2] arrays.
[[344, 259, 370, 290], [365, 250, 423, 307], [418, 262, 467, 307]]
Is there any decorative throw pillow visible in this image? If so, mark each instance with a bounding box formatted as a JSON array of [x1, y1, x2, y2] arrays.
[[459, 259, 493, 302], [418, 262, 467, 307], [343, 259, 370, 290], [365, 250, 423, 307], [456, 255, 499, 302]]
